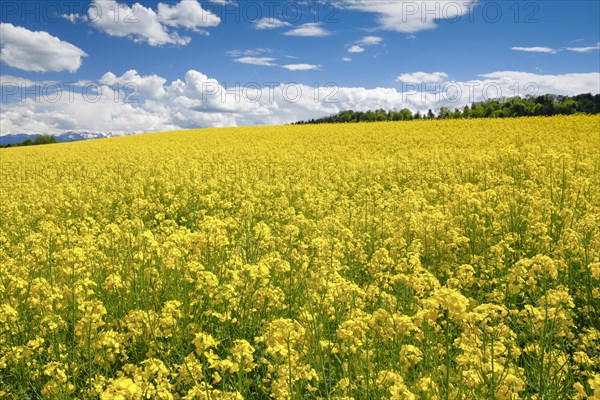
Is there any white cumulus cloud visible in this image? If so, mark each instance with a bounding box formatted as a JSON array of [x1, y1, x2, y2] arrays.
[[336, 0, 479, 33], [348, 45, 365, 53], [157, 0, 221, 31], [281, 64, 321, 71], [356, 36, 383, 46], [88, 0, 219, 46], [0, 23, 87, 73], [347, 35, 383, 54], [397, 72, 449, 83], [477, 71, 600, 96], [283, 23, 332, 37], [100, 70, 167, 99], [253, 18, 291, 30]]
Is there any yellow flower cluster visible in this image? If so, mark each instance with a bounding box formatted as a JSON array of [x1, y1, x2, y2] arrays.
[[1, 115, 599, 398]]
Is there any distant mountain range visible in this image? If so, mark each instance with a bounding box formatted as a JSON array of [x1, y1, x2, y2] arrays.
[[0, 132, 112, 145]]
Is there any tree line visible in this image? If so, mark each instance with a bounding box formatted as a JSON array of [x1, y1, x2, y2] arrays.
[[293, 93, 600, 125], [0, 135, 57, 148]]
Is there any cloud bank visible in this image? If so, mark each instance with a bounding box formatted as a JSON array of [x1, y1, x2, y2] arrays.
[[1, 70, 598, 136]]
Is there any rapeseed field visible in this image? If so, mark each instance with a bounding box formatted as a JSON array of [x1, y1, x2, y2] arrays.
[[1, 115, 599, 399]]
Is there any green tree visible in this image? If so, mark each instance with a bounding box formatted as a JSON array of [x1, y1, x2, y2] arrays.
[[34, 135, 57, 145]]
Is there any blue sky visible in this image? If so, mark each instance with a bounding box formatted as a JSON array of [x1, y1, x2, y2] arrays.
[[1, 0, 599, 135]]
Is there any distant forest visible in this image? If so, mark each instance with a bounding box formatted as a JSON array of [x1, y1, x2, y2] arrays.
[[293, 93, 600, 124], [0, 135, 57, 148]]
